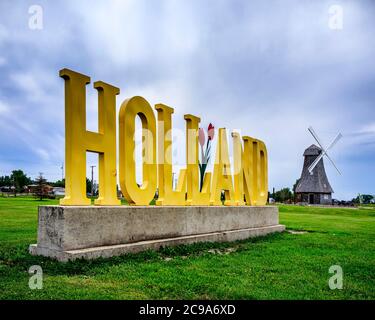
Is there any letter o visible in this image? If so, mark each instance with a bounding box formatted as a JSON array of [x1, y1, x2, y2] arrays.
[[119, 96, 157, 205]]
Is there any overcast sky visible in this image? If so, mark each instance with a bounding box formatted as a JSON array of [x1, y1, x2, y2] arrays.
[[0, 0, 374, 200]]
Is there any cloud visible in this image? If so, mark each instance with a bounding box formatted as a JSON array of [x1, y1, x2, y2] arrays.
[[0, 0, 374, 198], [34, 148, 50, 161], [358, 123, 375, 135], [0, 23, 8, 44], [10, 72, 44, 101], [0, 100, 9, 114]]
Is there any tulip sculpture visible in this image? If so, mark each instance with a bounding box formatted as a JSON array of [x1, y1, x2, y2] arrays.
[[198, 123, 215, 191]]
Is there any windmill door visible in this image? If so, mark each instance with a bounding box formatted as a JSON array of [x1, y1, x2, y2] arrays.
[[309, 194, 314, 204]]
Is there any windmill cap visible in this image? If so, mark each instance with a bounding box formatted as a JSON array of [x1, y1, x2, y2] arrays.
[[303, 144, 322, 156]]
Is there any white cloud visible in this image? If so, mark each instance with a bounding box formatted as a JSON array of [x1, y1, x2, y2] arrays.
[[0, 100, 9, 114], [35, 148, 50, 161], [359, 123, 375, 135]]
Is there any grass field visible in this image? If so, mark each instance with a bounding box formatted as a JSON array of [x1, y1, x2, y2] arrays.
[[0, 196, 374, 300]]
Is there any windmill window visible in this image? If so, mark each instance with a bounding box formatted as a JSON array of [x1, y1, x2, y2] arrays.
[[323, 184, 327, 188], [324, 194, 329, 200]]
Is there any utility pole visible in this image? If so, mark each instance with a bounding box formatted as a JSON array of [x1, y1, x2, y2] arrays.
[[90, 165, 96, 197], [172, 172, 175, 190]]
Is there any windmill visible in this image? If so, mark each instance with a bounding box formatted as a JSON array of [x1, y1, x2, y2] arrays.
[[294, 127, 342, 205]]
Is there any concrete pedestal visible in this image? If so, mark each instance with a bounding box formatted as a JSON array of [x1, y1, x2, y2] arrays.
[[29, 205, 285, 262]]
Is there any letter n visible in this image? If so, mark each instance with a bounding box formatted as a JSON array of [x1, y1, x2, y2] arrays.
[[59, 68, 120, 206]]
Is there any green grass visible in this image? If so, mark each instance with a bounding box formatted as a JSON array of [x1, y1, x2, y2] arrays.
[[0, 196, 374, 300]]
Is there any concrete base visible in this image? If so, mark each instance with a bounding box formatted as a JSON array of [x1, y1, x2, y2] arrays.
[[29, 205, 285, 262]]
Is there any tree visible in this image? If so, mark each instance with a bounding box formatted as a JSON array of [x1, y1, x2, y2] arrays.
[[34, 173, 48, 200], [86, 178, 98, 196], [274, 188, 293, 203], [361, 194, 373, 204], [10, 170, 31, 195], [352, 194, 374, 204], [52, 179, 65, 187], [0, 175, 12, 187]]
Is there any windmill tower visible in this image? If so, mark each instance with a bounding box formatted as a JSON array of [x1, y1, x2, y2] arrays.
[[295, 144, 334, 205]]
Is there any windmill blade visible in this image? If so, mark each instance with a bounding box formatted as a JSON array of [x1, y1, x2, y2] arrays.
[[308, 147, 342, 175], [322, 133, 342, 175], [308, 152, 324, 173], [326, 133, 342, 151], [308, 126, 325, 150], [307, 127, 342, 175], [325, 153, 342, 175]]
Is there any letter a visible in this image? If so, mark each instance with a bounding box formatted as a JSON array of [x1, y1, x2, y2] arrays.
[[210, 128, 235, 205]]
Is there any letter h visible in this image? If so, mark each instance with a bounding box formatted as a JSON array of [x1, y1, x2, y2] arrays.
[[59, 69, 120, 205]]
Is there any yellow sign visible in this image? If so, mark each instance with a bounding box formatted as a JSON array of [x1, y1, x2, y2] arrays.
[[59, 69, 268, 206]]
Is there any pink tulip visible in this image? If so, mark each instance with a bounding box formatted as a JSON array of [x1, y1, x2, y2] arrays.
[[207, 123, 215, 141], [198, 128, 205, 147]]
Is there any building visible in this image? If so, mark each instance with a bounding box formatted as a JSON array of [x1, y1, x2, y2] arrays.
[[26, 184, 53, 194], [295, 144, 333, 205], [52, 187, 65, 196]]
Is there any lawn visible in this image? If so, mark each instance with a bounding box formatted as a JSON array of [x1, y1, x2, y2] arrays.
[[0, 196, 374, 300]]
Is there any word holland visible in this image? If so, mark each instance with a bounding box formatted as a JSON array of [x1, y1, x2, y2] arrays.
[[60, 68, 268, 206]]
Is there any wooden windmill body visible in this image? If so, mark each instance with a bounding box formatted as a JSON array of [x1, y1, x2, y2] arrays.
[[295, 144, 334, 205]]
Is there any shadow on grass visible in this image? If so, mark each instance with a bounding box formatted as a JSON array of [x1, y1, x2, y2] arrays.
[[0, 232, 287, 277]]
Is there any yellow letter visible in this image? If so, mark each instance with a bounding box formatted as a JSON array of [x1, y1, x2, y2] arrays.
[[243, 136, 268, 205], [155, 104, 187, 205], [59, 68, 120, 206], [210, 128, 235, 206], [184, 114, 211, 205], [119, 96, 157, 205], [232, 132, 245, 205]]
